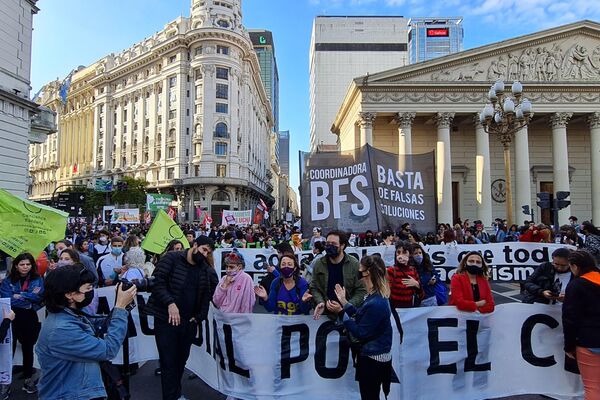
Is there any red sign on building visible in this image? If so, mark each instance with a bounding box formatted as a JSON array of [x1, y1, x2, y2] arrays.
[[426, 28, 449, 37]]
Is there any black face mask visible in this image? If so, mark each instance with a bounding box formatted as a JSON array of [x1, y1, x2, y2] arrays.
[[325, 244, 340, 258], [76, 289, 94, 309], [465, 264, 484, 275], [192, 250, 207, 265]]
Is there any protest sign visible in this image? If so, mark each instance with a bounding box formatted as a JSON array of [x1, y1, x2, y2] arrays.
[[299, 145, 436, 237], [88, 287, 583, 400], [110, 208, 140, 224], [0, 189, 68, 257], [141, 209, 190, 254], [146, 194, 174, 214], [221, 210, 252, 226]]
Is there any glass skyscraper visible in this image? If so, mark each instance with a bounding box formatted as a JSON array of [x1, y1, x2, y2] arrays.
[[249, 30, 279, 133], [408, 17, 463, 64]]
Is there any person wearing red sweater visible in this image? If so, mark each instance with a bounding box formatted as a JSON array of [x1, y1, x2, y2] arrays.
[[450, 251, 495, 313], [387, 242, 423, 308], [519, 224, 542, 243]]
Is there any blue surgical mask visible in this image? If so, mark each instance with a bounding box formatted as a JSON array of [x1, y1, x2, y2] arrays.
[[413, 255, 424, 264], [111, 247, 123, 256]]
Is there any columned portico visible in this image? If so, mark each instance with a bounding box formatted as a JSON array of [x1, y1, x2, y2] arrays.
[[550, 112, 572, 225], [358, 112, 376, 146], [395, 112, 415, 155], [589, 112, 600, 223], [434, 112, 454, 224], [474, 115, 492, 225], [514, 124, 532, 222]]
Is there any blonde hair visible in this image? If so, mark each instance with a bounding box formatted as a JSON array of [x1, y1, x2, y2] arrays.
[[360, 255, 390, 298]]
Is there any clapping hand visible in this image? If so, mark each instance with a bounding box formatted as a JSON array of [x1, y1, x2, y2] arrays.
[[302, 290, 313, 303], [313, 302, 325, 320], [3, 309, 15, 321], [334, 284, 347, 307], [326, 300, 342, 314], [254, 285, 268, 300]]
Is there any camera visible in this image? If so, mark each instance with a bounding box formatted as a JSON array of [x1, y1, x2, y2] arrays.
[[118, 276, 155, 292]]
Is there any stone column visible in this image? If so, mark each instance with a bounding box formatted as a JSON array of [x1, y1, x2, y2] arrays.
[[514, 124, 532, 223], [474, 115, 492, 226], [550, 112, 573, 225], [358, 112, 376, 146], [434, 112, 455, 224], [395, 112, 416, 155], [588, 112, 600, 223]]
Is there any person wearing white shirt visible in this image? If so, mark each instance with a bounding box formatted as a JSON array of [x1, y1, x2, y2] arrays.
[[96, 237, 124, 286]]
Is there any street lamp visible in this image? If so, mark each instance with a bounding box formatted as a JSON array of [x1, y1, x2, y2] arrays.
[[480, 80, 533, 227]]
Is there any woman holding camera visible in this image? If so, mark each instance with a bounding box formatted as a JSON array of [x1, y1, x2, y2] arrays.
[[35, 263, 136, 400]]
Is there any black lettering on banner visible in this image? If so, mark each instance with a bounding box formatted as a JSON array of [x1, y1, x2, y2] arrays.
[[136, 295, 155, 336], [280, 324, 309, 379], [204, 319, 212, 355], [427, 318, 458, 375], [431, 251, 446, 266], [514, 249, 528, 263], [464, 320, 491, 372], [520, 314, 558, 367], [314, 321, 350, 379], [503, 246, 513, 263], [223, 324, 250, 378], [213, 319, 226, 370]]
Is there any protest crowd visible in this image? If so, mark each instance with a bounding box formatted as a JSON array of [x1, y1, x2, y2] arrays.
[[0, 212, 599, 400]]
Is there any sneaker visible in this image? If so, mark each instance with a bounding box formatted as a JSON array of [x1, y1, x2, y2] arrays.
[[22, 378, 37, 394]]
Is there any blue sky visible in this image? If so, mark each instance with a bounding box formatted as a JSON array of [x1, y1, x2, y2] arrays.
[[30, 0, 600, 194]]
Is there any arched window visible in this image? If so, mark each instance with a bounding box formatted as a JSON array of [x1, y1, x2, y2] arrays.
[[168, 128, 176, 141], [214, 122, 228, 138], [212, 191, 230, 202]]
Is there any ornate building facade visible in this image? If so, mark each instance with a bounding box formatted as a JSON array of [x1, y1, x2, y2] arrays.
[[30, 0, 278, 223], [332, 21, 600, 227]]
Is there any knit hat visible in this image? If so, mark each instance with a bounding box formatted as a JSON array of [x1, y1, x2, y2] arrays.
[[194, 235, 215, 249], [224, 250, 245, 268]]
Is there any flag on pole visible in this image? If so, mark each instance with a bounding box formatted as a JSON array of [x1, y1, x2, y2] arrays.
[[0, 189, 68, 257], [259, 198, 268, 211], [141, 209, 190, 254]]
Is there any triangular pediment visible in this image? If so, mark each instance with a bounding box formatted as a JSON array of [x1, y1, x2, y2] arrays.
[[361, 20, 600, 85]]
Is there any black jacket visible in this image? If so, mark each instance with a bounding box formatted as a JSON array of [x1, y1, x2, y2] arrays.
[[142, 251, 218, 322], [522, 262, 573, 304], [562, 273, 600, 352]]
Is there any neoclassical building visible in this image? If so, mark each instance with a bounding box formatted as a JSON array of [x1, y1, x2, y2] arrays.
[[332, 20, 600, 227], [30, 0, 280, 223]]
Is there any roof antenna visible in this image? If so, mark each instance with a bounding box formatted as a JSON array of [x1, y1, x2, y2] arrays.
[[363, 72, 369, 86]]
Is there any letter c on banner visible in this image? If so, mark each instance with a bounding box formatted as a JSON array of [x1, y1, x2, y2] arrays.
[[314, 321, 350, 379], [520, 314, 558, 367], [281, 324, 310, 379]]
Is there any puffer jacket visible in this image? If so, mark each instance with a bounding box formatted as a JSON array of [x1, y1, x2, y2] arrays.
[[142, 251, 218, 322]]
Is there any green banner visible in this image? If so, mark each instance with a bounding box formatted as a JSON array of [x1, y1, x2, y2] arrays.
[[0, 189, 68, 257], [141, 209, 190, 254], [146, 193, 174, 213]]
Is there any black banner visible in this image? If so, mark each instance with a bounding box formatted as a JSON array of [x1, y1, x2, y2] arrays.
[[300, 145, 436, 236]]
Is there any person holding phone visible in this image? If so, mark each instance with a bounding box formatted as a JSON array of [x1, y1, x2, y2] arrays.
[[522, 248, 573, 304]]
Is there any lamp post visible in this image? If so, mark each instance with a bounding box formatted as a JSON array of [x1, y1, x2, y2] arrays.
[[480, 80, 533, 227]]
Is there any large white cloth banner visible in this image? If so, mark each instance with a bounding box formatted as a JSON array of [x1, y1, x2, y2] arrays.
[[212, 243, 571, 283], [91, 288, 583, 400]]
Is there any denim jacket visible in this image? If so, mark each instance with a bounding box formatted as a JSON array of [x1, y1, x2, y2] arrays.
[[0, 276, 44, 310], [35, 307, 128, 400], [342, 293, 392, 356]]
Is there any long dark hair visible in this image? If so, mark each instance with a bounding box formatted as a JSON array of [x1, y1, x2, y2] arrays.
[[10, 253, 40, 282], [394, 241, 411, 267], [411, 243, 434, 273], [568, 249, 598, 275], [44, 263, 95, 313]]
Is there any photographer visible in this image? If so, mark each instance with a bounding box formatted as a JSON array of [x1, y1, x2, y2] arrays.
[[35, 263, 136, 400], [143, 236, 218, 400], [522, 248, 573, 304]]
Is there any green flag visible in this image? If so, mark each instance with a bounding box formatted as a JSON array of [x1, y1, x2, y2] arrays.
[[0, 189, 69, 257], [141, 209, 190, 254]]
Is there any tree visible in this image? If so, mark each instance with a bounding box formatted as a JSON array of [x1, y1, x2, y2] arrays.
[[111, 176, 148, 207]]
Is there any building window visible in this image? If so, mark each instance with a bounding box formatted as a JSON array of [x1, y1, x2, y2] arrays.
[[216, 164, 226, 177], [216, 19, 230, 28], [215, 142, 227, 156], [168, 55, 176, 64], [167, 146, 175, 159], [212, 190, 230, 202], [169, 76, 177, 88], [167, 168, 174, 179], [216, 103, 228, 113], [216, 67, 229, 80], [194, 165, 200, 176], [195, 84, 203, 99], [99, 118, 103, 129], [195, 47, 203, 56], [216, 84, 228, 99], [216, 45, 229, 55], [99, 104, 104, 114], [214, 122, 228, 138], [156, 150, 162, 160], [195, 68, 202, 80], [169, 109, 176, 120], [123, 109, 128, 121], [185, 148, 189, 156], [168, 128, 176, 141], [157, 115, 162, 124]]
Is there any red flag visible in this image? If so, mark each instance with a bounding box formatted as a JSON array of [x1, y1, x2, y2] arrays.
[[72, 164, 78, 173], [167, 207, 176, 220], [259, 198, 268, 211]]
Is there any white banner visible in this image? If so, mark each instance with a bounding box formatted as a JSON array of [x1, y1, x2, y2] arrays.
[[212, 242, 571, 283], [110, 208, 140, 225], [88, 287, 583, 400], [0, 299, 12, 385], [221, 210, 253, 227]]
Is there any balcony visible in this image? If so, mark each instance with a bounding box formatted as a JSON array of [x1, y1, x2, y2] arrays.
[[214, 131, 230, 139]]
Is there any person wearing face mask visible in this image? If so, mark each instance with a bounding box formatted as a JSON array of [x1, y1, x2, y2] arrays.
[[36, 263, 137, 400], [411, 244, 442, 307], [143, 235, 218, 400], [309, 230, 366, 320], [359, 230, 377, 247], [449, 251, 495, 313], [255, 253, 311, 315], [92, 230, 111, 263], [96, 236, 125, 287], [387, 242, 423, 308], [213, 251, 255, 313], [0, 253, 44, 394], [57, 248, 80, 267], [57, 240, 98, 287], [522, 248, 573, 304]]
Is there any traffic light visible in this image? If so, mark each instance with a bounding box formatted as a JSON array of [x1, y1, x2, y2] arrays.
[[555, 191, 571, 210], [522, 205, 530, 215], [536, 192, 551, 209]]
